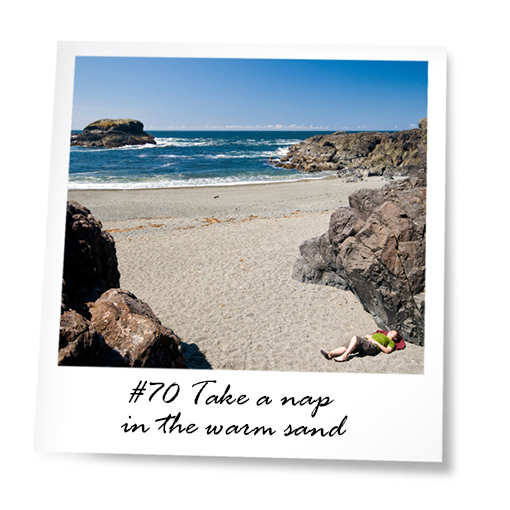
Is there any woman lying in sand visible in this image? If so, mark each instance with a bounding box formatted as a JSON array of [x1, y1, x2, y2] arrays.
[[320, 330, 402, 362]]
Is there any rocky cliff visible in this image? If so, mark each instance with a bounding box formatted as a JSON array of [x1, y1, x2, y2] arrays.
[[272, 119, 427, 180], [59, 201, 186, 368], [292, 171, 426, 345], [71, 119, 156, 148]]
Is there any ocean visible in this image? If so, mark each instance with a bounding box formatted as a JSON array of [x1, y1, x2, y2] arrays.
[[68, 130, 336, 190]]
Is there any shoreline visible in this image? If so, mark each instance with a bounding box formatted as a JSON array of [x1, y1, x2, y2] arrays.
[[67, 172, 339, 192], [68, 175, 389, 222], [68, 176, 424, 374]]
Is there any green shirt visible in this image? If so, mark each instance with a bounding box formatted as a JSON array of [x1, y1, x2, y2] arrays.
[[370, 333, 395, 352]]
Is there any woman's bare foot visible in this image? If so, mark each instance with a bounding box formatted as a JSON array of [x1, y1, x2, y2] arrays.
[[320, 349, 332, 360]]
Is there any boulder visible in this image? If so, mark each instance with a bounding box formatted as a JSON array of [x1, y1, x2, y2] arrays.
[[58, 201, 187, 368], [71, 119, 156, 148], [293, 171, 426, 345], [59, 308, 127, 366], [62, 201, 120, 311], [89, 289, 186, 368]]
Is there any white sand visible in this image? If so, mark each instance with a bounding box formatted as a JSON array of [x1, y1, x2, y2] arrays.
[[69, 176, 424, 374]]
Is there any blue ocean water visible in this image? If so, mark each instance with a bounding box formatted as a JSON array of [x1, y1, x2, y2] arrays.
[[68, 131, 336, 189]]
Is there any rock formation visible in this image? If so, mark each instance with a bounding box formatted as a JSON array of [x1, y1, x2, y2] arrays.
[[293, 171, 427, 345], [59, 308, 116, 366], [63, 201, 120, 313], [89, 289, 186, 368], [71, 119, 156, 148], [417, 117, 427, 169], [272, 120, 427, 179], [59, 201, 186, 368]]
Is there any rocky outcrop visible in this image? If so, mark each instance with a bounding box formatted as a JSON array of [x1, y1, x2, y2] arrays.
[[63, 201, 121, 312], [417, 118, 427, 169], [293, 171, 426, 345], [59, 201, 186, 368], [272, 120, 427, 179], [71, 119, 156, 148]]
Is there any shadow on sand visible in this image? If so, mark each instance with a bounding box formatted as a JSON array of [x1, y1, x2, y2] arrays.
[[180, 343, 213, 369]]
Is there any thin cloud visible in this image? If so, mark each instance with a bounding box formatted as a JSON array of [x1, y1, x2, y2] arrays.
[[156, 123, 337, 130]]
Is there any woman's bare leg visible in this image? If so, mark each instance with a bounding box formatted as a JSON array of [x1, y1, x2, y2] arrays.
[[322, 336, 358, 361], [325, 346, 347, 358], [334, 336, 358, 362]]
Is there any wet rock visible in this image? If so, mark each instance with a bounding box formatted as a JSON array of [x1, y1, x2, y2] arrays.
[[71, 119, 156, 148], [275, 120, 427, 178]]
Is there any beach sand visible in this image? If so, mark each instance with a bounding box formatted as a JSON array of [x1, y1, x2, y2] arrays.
[[69, 176, 424, 374]]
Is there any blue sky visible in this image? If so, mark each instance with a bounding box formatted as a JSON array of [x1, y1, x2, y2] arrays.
[[71, 57, 428, 131]]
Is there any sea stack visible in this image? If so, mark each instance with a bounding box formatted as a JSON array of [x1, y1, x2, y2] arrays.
[[71, 118, 157, 148]]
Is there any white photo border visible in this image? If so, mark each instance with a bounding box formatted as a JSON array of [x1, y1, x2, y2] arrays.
[[35, 42, 446, 462]]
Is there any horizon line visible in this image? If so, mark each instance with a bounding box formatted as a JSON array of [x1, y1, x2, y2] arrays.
[[70, 127, 407, 132]]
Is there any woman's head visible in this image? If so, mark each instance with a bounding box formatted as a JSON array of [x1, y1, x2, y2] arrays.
[[388, 330, 400, 340]]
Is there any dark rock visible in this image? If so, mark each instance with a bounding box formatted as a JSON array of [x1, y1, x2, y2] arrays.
[[336, 167, 364, 182], [417, 117, 428, 168], [292, 233, 350, 288], [62, 201, 120, 311], [89, 289, 187, 368], [58, 201, 187, 368], [71, 119, 156, 148], [293, 172, 426, 345], [274, 121, 427, 178], [59, 308, 126, 366]]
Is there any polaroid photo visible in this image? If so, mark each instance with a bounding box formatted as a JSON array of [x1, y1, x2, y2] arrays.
[[35, 42, 446, 462]]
